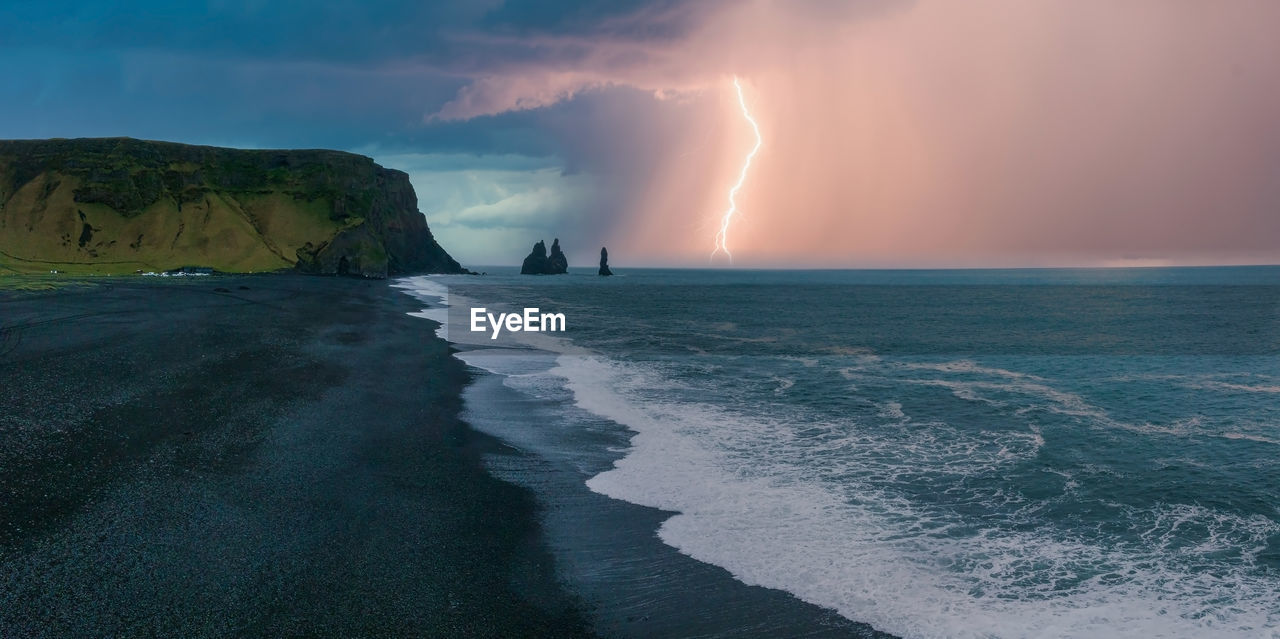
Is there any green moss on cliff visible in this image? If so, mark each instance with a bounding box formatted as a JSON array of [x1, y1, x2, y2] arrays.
[[0, 138, 467, 277]]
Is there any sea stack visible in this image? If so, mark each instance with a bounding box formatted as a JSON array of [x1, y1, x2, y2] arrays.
[[598, 247, 613, 276], [520, 240, 549, 274], [520, 238, 569, 274], [547, 238, 568, 274]]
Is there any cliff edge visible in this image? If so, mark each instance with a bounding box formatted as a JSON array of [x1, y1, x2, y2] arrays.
[[0, 137, 467, 278]]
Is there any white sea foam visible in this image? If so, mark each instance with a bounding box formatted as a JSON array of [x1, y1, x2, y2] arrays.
[[780, 355, 820, 368], [395, 276, 452, 339], [895, 359, 1046, 381], [395, 278, 1280, 638], [770, 375, 795, 395], [1191, 380, 1280, 394], [1220, 431, 1280, 446], [554, 354, 1280, 639], [876, 401, 908, 422], [889, 364, 1249, 446], [395, 275, 589, 377]]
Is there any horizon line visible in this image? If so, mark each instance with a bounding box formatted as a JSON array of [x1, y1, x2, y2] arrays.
[[459, 262, 1280, 271]]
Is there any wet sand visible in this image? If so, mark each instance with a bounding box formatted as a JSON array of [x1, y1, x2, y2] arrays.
[[461, 370, 892, 639], [0, 275, 592, 637]]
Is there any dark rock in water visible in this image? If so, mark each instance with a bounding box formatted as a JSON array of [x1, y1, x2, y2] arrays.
[[521, 238, 569, 274], [547, 238, 568, 274], [598, 246, 613, 276], [521, 240, 549, 274]]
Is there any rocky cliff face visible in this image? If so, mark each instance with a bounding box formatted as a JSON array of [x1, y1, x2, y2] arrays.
[[0, 137, 467, 278], [520, 238, 568, 275]]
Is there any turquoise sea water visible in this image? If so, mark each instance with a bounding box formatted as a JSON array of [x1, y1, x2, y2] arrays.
[[400, 267, 1280, 639]]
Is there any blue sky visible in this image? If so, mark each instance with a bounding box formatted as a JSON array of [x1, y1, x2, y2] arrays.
[[0, 0, 692, 265]]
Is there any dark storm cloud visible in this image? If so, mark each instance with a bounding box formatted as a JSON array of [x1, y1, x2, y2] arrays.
[[0, 0, 701, 153], [0, 0, 718, 266], [5, 1, 1272, 267]]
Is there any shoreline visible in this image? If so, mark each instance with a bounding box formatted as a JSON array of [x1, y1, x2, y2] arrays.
[[460, 370, 894, 639], [0, 275, 592, 636], [397, 276, 896, 638]]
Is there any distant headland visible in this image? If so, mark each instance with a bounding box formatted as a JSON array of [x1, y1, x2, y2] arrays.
[[0, 137, 468, 278]]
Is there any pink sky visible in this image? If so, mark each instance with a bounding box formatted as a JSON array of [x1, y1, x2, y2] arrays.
[[435, 1, 1280, 267]]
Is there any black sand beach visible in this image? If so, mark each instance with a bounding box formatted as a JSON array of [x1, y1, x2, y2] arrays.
[[1, 274, 892, 638], [0, 275, 591, 637]]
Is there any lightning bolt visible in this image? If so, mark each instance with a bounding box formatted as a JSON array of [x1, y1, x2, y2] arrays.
[[712, 76, 763, 263]]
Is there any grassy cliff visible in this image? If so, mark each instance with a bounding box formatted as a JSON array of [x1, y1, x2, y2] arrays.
[[0, 138, 466, 277]]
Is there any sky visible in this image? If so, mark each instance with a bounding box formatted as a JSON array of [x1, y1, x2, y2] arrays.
[[2, 0, 1278, 268]]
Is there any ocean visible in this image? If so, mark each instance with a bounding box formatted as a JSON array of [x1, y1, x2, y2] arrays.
[[396, 266, 1280, 639]]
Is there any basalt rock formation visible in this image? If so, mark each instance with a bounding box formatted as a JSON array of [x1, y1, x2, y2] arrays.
[[520, 240, 550, 274], [521, 238, 569, 275], [598, 246, 613, 276], [0, 137, 468, 278], [547, 238, 568, 274]]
